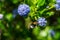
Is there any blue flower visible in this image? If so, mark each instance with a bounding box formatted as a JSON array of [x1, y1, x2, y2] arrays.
[[12, 9, 18, 18], [0, 14, 3, 19], [37, 17, 47, 26], [18, 4, 30, 16], [56, 0, 60, 4], [55, 4, 60, 10], [49, 29, 55, 37]]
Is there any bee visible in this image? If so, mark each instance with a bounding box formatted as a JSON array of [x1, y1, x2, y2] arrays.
[[28, 21, 37, 29], [25, 17, 37, 29]]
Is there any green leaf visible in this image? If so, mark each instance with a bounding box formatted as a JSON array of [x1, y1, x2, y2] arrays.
[[5, 13, 13, 21], [25, 0, 33, 6], [40, 8, 47, 14], [46, 12, 54, 16], [0, 21, 5, 30], [32, 27, 40, 36], [26, 37, 31, 40], [0, 24, 5, 30], [57, 17, 60, 24], [37, 0, 45, 7], [25, 17, 32, 29], [55, 32, 60, 39], [12, 0, 19, 4], [49, 0, 56, 3], [3, 32, 11, 37], [31, 0, 39, 5]]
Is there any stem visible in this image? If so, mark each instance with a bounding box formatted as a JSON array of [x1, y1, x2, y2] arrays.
[[40, 5, 55, 14], [0, 33, 1, 40]]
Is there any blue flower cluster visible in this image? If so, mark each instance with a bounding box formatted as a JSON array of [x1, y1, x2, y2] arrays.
[[0, 14, 3, 19], [12, 9, 18, 18], [56, 0, 60, 4], [37, 17, 47, 26], [55, 0, 60, 10], [18, 4, 30, 16], [49, 29, 55, 37]]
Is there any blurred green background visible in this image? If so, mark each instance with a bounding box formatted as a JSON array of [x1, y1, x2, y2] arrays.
[[0, 0, 60, 40]]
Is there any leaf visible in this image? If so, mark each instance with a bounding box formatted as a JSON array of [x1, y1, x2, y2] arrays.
[[49, 0, 56, 3], [37, 0, 45, 7], [40, 8, 47, 14], [12, 0, 19, 4], [3, 32, 11, 37], [0, 24, 5, 30], [25, 0, 33, 6], [5, 13, 13, 21], [57, 17, 60, 24], [32, 27, 40, 36], [46, 12, 54, 16], [31, 0, 39, 5], [26, 37, 31, 40], [25, 17, 32, 29]]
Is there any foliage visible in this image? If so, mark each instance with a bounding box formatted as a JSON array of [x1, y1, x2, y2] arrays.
[[0, 0, 60, 40]]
